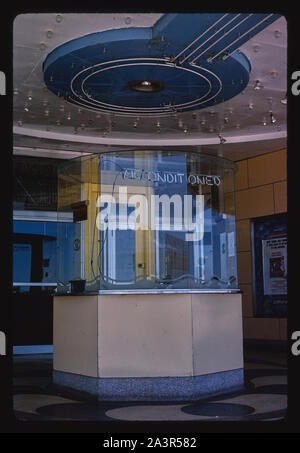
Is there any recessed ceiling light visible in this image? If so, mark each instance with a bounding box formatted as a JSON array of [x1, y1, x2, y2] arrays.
[[280, 95, 287, 105], [254, 80, 263, 90], [128, 80, 165, 93]]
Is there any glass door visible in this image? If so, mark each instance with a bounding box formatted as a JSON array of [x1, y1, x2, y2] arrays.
[[13, 217, 58, 353]]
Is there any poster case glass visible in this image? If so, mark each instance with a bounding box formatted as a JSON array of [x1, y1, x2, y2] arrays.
[[251, 213, 287, 317]]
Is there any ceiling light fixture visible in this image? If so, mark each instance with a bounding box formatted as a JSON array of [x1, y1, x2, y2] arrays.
[[128, 79, 165, 93], [254, 80, 263, 90], [270, 112, 276, 124], [280, 94, 287, 105]]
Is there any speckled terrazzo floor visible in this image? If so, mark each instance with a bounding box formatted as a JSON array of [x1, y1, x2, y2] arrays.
[[13, 347, 287, 422]]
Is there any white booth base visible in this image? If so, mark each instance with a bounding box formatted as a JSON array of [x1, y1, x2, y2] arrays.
[[53, 293, 244, 401]]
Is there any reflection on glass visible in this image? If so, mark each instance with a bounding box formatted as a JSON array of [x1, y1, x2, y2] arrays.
[[57, 150, 238, 293], [13, 220, 57, 285]]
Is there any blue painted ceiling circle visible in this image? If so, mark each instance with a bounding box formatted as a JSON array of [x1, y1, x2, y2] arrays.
[[42, 13, 280, 117]]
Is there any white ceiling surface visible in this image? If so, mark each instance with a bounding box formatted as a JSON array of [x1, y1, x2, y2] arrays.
[[13, 13, 287, 161]]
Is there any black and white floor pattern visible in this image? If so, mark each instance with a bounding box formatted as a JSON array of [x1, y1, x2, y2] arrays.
[[13, 348, 287, 422]]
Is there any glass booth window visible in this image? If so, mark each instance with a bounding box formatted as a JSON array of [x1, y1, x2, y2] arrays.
[[57, 150, 238, 293]]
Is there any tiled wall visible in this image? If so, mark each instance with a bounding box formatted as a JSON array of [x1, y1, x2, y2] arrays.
[[234, 149, 287, 342]]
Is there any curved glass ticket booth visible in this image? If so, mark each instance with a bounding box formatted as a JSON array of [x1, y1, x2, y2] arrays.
[[53, 150, 244, 401]]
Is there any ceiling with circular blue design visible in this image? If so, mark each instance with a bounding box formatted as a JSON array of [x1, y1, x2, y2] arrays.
[[42, 13, 279, 117], [13, 12, 287, 158]]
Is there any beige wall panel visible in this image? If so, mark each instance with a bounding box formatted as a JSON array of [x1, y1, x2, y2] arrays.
[[237, 251, 252, 284], [274, 181, 287, 213], [236, 219, 251, 252], [53, 296, 98, 377], [191, 294, 243, 375], [247, 150, 287, 187], [235, 185, 274, 220], [97, 294, 193, 378], [239, 284, 253, 317], [234, 160, 248, 191], [243, 317, 280, 340]]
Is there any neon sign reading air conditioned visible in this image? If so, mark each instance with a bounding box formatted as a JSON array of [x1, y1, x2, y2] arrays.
[[122, 168, 222, 186]]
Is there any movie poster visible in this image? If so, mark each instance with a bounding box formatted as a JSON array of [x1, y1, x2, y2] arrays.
[[262, 235, 287, 296]]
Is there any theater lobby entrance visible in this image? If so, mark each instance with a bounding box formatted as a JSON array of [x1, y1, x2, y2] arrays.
[[11, 12, 289, 426]]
